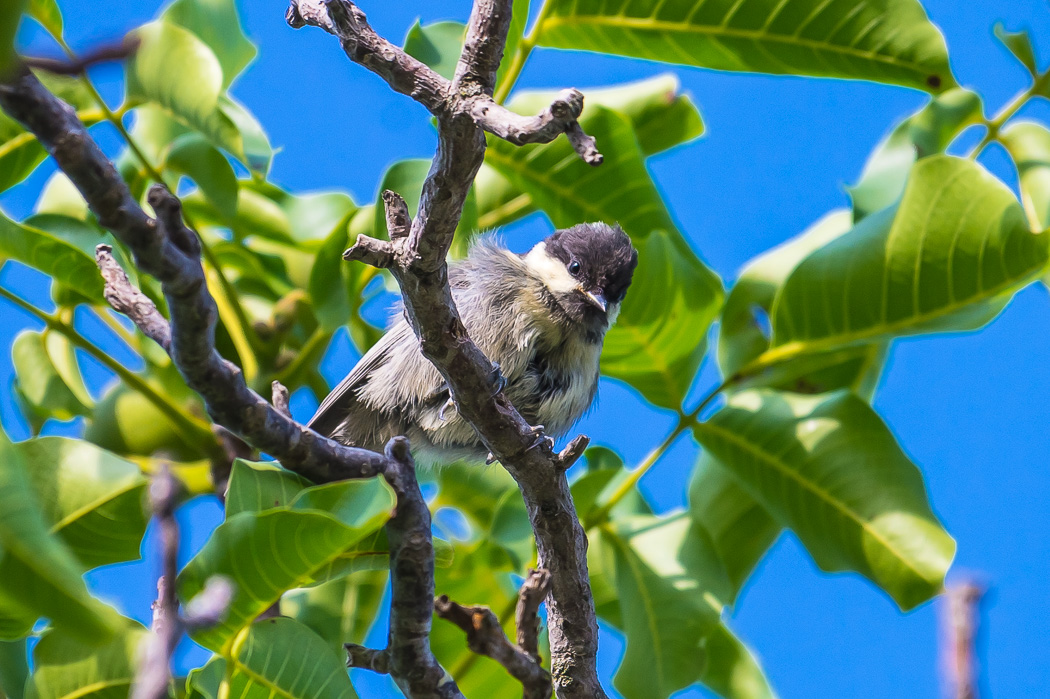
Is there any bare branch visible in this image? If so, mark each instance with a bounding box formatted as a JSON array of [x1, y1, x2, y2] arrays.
[[383, 190, 412, 239], [942, 580, 986, 699], [22, 36, 140, 76], [271, 380, 291, 417], [472, 91, 604, 165], [96, 245, 171, 352], [346, 644, 390, 673], [343, 234, 397, 269], [435, 590, 552, 699], [516, 569, 552, 663], [130, 464, 181, 699]]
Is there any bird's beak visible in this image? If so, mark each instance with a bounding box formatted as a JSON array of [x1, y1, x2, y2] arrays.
[[581, 289, 608, 313]]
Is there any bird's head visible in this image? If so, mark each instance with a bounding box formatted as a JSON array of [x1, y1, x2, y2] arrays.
[[524, 222, 638, 331]]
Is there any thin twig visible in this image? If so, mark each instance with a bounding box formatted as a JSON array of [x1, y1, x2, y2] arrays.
[[22, 36, 140, 75], [942, 580, 986, 699]]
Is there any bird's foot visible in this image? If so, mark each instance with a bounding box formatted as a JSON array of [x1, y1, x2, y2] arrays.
[[485, 452, 498, 465], [490, 361, 507, 396], [438, 397, 456, 421], [526, 424, 555, 452]]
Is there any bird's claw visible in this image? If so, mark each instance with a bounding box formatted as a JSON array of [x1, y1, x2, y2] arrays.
[[438, 397, 455, 421], [490, 362, 507, 396], [526, 425, 555, 453], [485, 452, 498, 465]]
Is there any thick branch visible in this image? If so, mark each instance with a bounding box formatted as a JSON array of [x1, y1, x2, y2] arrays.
[[380, 437, 464, 699], [291, 1, 610, 695]]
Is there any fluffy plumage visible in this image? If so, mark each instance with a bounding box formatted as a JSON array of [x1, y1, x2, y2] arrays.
[[308, 222, 638, 465]]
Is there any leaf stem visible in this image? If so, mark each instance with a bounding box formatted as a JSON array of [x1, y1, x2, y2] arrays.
[[0, 285, 219, 452], [273, 327, 331, 385], [969, 70, 1050, 160], [584, 378, 734, 528]]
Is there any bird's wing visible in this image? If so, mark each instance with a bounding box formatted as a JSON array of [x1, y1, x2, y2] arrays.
[[307, 320, 413, 438]]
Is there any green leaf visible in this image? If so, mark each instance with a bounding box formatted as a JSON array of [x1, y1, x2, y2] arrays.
[[693, 389, 955, 610], [600, 516, 719, 699], [27, 0, 62, 38], [164, 133, 238, 221], [0, 639, 28, 699], [0, 0, 25, 75], [12, 331, 92, 429], [718, 210, 886, 397], [1001, 121, 1050, 231], [536, 0, 956, 92], [687, 454, 780, 606], [700, 623, 776, 699], [25, 620, 147, 699], [178, 481, 395, 650], [572, 447, 653, 526], [191, 619, 358, 699], [84, 383, 204, 462], [484, 105, 722, 408], [849, 88, 982, 221], [309, 208, 359, 331], [0, 211, 106, 302], [0, 430, 120, 643], [762, 157, 1048, 369], [13, 437, 148, 570], [403, 21, 465, 80], [127, 21, 271, 174], [164, 0, 256, 87], [994, 23, 1038, 76], [280, 570, 388, 656], [225, 459, 310, 517]]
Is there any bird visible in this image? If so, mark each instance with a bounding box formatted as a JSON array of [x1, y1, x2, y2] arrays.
[[308, 222, 638, 465]]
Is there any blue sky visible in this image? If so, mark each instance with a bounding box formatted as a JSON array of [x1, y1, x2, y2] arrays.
[[3, 1, 1050, 697]]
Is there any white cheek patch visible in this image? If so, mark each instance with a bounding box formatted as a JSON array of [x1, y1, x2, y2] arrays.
[[524, 242, 579, 295], [606, 301, 621, 326]]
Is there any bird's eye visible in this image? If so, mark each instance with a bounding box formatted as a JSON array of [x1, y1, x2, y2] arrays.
[[568, 260, 581, 276]]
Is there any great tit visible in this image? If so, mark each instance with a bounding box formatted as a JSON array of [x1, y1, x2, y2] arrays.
[[308, 222, 638, 465]]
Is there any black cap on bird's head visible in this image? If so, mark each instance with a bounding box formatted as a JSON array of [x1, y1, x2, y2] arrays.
[[528, 222, 638, 327]]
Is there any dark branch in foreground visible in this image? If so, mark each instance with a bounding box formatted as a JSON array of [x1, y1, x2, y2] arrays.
[[435, 568, 554, 699], [291, 2, 607, 696], [131, 465, 234, 699], [22, 36, 140, 76], [0, 67, 462, 699]]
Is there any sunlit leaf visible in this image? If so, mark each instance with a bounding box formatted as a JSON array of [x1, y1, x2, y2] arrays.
[[127, 21, 271, 174], [12, 331, 91, 431], [849, 88, 982, 221], [0, 430, 120, 643], [84, 383, 205, 462], [693, 389, 954, 610], [164, 0, 256, 87], [164, 133, 238, 220], [760, 157, 1047, 370], [403, 20, 465, 80], [0, 211, 106, 302], [718, 210, 886, 398], [187, 619, 358, 699], [281, 570, 388, 656], [26, 619, 147, 699], [0, 0, 25, 75], [1001, 121, 1050, 231], [13, 437, 148, 570], [536, 0, 955, 92], [993, 23, 1038, 77], [225, 459, 310, 517], [178, 480, 395, 650], [495, 0, 530, 94], [687, 454, 780, 606], [27, 0, 62, 38]]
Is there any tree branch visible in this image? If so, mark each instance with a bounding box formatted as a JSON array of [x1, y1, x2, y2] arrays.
[[516, 568, 552, 663], [286, 0, 602, 165], [435, 593, 552, 699], [0, 65, 462, 699], [290, 2, 609, 696]]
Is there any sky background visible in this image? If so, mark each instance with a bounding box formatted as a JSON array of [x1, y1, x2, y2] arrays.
[[3, 1, 1050, 697]]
